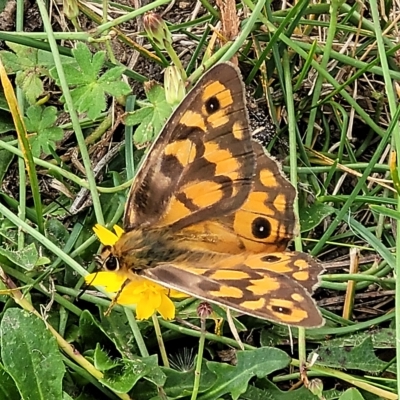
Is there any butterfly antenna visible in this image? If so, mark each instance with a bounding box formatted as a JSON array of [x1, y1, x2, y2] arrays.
[[104, 278, 130, 316]]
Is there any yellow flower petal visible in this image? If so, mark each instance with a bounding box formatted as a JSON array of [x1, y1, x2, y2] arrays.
[[118, 281, 145, 304], [93, 224, 120, 246], [157, 293, 175, 320], [85, 271, 126, 292], [113, 225, 125, 238], [136, 290, 162, 320]]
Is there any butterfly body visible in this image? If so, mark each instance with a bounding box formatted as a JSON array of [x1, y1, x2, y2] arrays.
[[98, 62, 324, 327]]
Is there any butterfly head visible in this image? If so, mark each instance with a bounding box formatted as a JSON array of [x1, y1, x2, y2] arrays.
[[95, 245, 121, 272]]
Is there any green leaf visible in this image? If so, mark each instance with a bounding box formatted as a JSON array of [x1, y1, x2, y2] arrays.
[[16, 71, 44, 105], [0, 111, 15, 133], [100, 355, 166, 393], [126, 84, 172, 145], [0, 135, 14, 184], [0, 242, 44, 271], [199, 347, 291, 400], [370, 204, 400, 220], [314, 336, 395, 374], [300, 201, 336, 232], [99, 311, 140, 358], [94, 344, 120, 372], [1, 308, 65, 400], [79, 310, 117, 352], [339, 388, 365, 400], [0, 362, 20, 400], [0, 43, 72, 104], [25, 105, 64, 157], [125, 107, 153, 126], [50, 43, 131, 120], [244, 379, 319, 400], [134, 361, 216, 399]]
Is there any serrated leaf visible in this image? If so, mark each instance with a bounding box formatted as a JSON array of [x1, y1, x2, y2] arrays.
[[18, 72, 44, 104], [128, 85, 172, 145], [1, 308, 65, 400], [134, 361, 216, 399], [99, 311, 140, 358], [199, 347, 291, 400], [25, 105, 63, 157], [79, 310, 117, 352], [315, 328, 395, 350], [300, 202, 336, 232], [314, 337, 395, 374], [50, 43, 130, 120], [339, 388, 365, 400], [254, 379, 319, 400], [100, 355, 165, 393], [125, 106, 153, 126], [0, 242, 40, 270], [94, 344, 120, 372]]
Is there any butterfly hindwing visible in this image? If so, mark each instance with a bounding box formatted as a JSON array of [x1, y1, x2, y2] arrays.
[[142, 251, 323, 327], [177, 141, 298, 254], [124, 63, 255, 231]]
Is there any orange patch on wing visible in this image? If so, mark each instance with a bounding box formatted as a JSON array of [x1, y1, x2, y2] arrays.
[[294, 259, 309, 269], [210, 285, 243, 298], [259, 168, 278, 187], [291, 293, 305, 302], [204, 143, 240, 180], [293, 270, 310, 281], [248, 276, 280, 295], [207, 110, 229, 128], [232, 121, 244, 140], [209, 269, 249, 280], [183, 181, 223, 207], [164, 139, 196, 167], [180, 110, 206, 130], [202, 82, 233, 107], [241, 297, 266, 310], [161, 197, 191, 225], [273, 193, 287, 212]]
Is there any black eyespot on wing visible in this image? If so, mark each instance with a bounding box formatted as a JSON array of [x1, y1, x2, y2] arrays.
[[205, 96, 220, 114], [260, 255, 281, 263], [105, 256, 119, 271], [252, 217, 271, 239], [271, 305, 292, 316]]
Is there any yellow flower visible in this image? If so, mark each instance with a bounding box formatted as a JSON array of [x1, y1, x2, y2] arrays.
[[93, 224, 124, 246], [85, 271, 176, 319], [86, 224, 186, 320]]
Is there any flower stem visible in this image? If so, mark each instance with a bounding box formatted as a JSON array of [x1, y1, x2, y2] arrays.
[[191, 317, 206, 400], [125, 309, 149, 357], [152, 314, 169, 367]]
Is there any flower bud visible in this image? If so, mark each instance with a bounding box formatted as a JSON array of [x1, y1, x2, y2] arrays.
[[63, 0, 79, 20], [164, 66, 185, 106], [197, 302, 213, 319], [143, 12, 172, 50], [308, 378, 323, 397]]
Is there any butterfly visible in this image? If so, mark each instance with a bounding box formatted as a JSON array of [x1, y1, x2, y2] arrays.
[[96, 62, 324, 327]]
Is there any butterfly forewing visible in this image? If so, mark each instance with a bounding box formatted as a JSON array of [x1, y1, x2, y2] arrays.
[[142, 251, 323, 327], [124, 63, 255, 232]]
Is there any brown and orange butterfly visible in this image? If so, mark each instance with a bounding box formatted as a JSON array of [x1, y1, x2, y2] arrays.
[[96, 62, 324, 327]]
